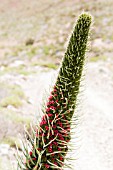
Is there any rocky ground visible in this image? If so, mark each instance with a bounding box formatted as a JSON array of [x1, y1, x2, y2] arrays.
[[0, 0, 113, 170]]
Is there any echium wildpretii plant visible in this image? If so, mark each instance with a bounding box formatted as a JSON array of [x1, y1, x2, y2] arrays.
[[17, 13, 92, 170]]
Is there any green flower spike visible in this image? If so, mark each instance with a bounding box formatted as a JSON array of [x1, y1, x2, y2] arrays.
[[17, 13, 92, 170]]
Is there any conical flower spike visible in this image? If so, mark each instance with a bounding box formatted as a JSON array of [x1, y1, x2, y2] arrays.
[[18, 13, 92, 170]]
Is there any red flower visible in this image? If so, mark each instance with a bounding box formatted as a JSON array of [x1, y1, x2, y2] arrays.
[[54, 162, 58, 166], [67, 127, 70, 131], [56, 100, 58, 103], [32, 158, 37, 161], [39, 133, 42, 137], [52, 157, 55, 161], [48, 148, 52, 152], [47, 100, 55, 105], [53, 141, 58, 145], [46, 108, 51, 112], [55, 113, 58, 117], [54, 130, 58, 134], [54, 89, 57, 92], [50, 106, 56, 110], [37, 148, 41, 151], [50, 100, 55, 104], [49, 96, 53, 100], [58, 133, 64, 140], [57, 105, 60, 108], [58, 147, 61, 151], [45, 126, 49, 130], [66, 139, 70, 142], [53, 125, 56, 129], [40, 120, 47, 126], [48, 113, 53, 117], [29, 151, 32, 156], [60, 156, 63, 161], [58, 121, 63, 127], [54, 94, 57, 97], [47, 101, 51, 105], [45, 164, 50, 168], [36, 133, 38, 137]]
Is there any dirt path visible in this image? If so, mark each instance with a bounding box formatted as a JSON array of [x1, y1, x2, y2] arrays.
[[74, 62, 113, 170]]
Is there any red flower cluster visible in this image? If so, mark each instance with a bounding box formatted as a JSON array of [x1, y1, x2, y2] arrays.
[[47, 100, 55, 106], [48, 144, 53, 153], [28, 85, 71, 169], [49, 95, 53, 100], [40, 119, 47, 126]]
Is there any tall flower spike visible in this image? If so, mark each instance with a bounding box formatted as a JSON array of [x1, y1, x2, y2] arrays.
[[18, 13, 92, 170]]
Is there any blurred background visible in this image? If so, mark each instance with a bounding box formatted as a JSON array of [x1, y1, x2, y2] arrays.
[[0, 0, 113, 169]]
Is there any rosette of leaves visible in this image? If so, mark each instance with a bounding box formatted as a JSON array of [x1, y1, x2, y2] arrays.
[[17, 13, 92, 170]]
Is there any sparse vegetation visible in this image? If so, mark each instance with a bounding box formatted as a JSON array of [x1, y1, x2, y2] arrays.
[[0, 136, 20, 148], [90, 55, 107, 62], [0, 83, 26, 108], [11, 85, 25, 99], [38, 62, 58, 69], [25, 38, 35, 46], [0, 95, 22, 108], [0, 107, 31, 125], [0, 65, 36, 76]]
